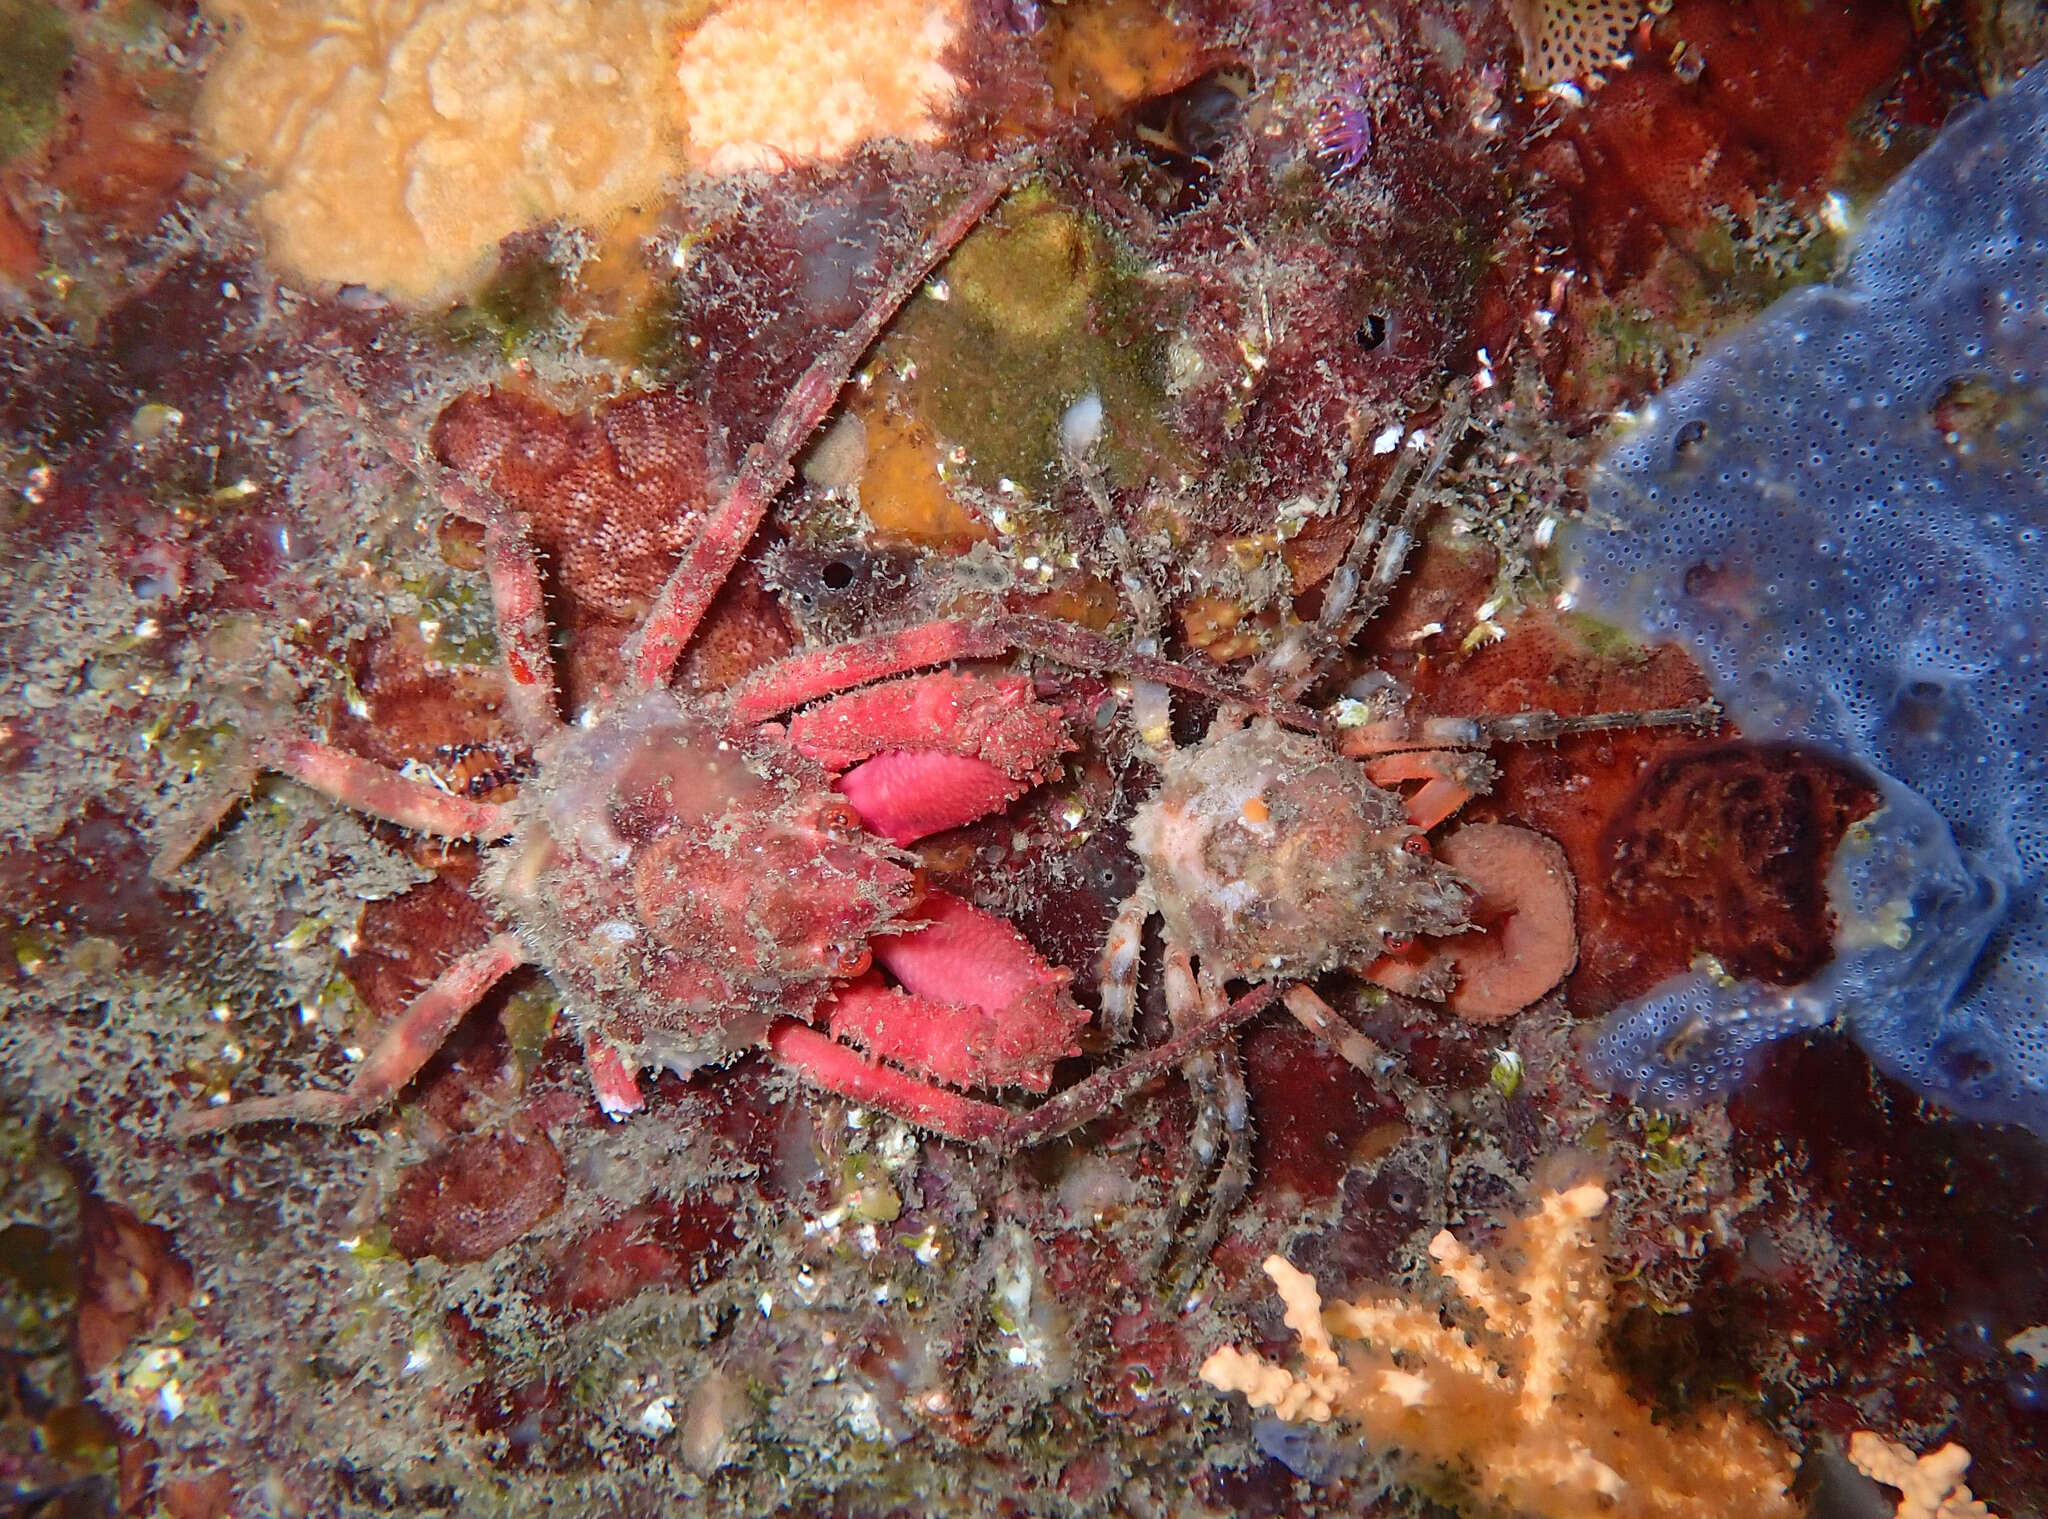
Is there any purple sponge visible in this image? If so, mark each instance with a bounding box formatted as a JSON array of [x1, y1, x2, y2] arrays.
[[1566, 68, 2048, 1135]]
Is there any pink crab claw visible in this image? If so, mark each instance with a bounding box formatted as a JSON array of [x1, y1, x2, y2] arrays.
[[582, 1033, 647, 1119], [824, 890, 1088, 1091]]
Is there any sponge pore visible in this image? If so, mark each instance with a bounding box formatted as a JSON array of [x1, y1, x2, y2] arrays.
[[1567, 68, 2048, 1136]]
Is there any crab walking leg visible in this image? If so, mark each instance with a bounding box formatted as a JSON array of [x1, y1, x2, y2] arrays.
[[627, 164, 1020, 692], [479, 512, 562, 743], [765, 983, 1282, 1149], [171, 932, 529, 1136], [1281, 985, 1386, 1073], [731, 613, 1321, 731], [1268, 397, 1473, 701], [1338, 701, 1720, 757], [1282, 985, 1438, 1115], [311, 371, 561, 743], [1152, 952, 1253, 1284], [152, 737, 515, 879], [1096, 889, 1155, 1048], [270, 739, 517, 840]]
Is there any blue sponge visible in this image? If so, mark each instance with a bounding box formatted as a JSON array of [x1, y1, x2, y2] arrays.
[[1565, 68, 2048, 1136]]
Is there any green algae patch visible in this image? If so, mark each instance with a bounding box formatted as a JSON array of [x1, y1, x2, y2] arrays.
[[0, 0, 72, 166], [444, 246, 568, 359], [875, 185, 1183, 500]]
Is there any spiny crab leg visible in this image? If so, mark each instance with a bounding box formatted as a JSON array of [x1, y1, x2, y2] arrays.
[[171, 932, 529, 1136], [1272, 397, 1474, 701], [765, 983, 1281, 1149], [308, 364, 563, 743], [269, 738, 516, 840], [150, 736, 515, 880], [474, 510, 562, 743], [626, 162, 1023, 692], [730, 613, 1324, 732], [1337, 700, 1721, 757]]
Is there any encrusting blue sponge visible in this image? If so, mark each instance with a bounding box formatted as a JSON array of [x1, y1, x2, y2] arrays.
[[1565, 67, 2048, 1136]]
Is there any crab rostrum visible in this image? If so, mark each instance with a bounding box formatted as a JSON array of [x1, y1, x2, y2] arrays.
[[160, 167, 1273, 1147]]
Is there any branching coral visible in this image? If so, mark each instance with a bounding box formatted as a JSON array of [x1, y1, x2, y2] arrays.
[[1850, 1433, 2002, 1519], [1201, 1183, 1798, 1519]]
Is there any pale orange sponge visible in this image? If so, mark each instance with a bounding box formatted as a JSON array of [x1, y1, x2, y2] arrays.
[[673, 0, 966, 174], [197, 0, 704, 301], [1202, 1182, 1800, 1519]]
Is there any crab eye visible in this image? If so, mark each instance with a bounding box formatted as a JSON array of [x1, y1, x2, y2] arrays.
[[1402, 834, 1432, 857], [820, 800, 865, 837], [828, 945, 873, 977], [1384, 935, 1415, 954]]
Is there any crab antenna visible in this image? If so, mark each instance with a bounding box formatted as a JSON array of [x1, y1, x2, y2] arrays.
[[625, 159, 1025, 693]]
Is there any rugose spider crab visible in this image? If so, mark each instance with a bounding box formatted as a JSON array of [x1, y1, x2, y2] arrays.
[[1092, 408, 1716, 1257], [158, 167, 1275, 1147]]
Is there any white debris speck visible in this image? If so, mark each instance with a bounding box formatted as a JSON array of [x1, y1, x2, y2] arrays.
[[1059, 390, 1105, 459], [1371, 422, 1403, 455], [634, 1396, 677, 1437]]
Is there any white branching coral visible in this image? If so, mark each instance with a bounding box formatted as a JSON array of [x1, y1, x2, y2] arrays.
[[1201, 1182, 1799, 1519], [1849, 1432, 2002, 1519]]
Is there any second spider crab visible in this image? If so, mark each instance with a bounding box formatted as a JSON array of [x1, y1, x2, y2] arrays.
[[1091, 411, 1716, 1258], [158, 166, 1273, 1147]]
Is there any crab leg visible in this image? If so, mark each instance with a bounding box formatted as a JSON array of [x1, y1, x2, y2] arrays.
[[1152, 951, 1252, 1284], [1267, 397, 1472, 701], [152, 736, 515, 878], [171, 932, 529, 1136], [1337, 701, 1721, 757], [766, 982, 1281, 1149], [309, 365, 561, 742], [269, 739, 516, 840], [626, 164, 1021, 692], [477, 512, 562, 743], [1095, 888, 1155, 1047], [731, 614, 1321, 730]]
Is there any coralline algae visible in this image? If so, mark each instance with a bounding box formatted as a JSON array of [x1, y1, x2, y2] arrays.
[[1566, 68, 2048, 1136]]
